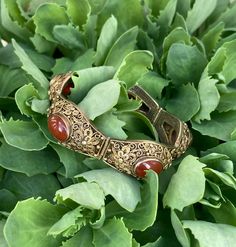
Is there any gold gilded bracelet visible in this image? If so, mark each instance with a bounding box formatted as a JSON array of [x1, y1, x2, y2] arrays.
[[47, 72, 191, 178]]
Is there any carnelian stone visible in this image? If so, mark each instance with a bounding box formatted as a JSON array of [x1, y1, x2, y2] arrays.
[[62, 82, 74, 96], [135, 160, 163, 178], [48, 114, 69, 142]]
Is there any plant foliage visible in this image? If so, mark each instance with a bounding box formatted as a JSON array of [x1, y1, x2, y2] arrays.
[[0, 0, 236, 246]]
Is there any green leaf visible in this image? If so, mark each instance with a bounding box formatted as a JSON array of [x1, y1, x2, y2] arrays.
[[170, 210, 190, 247], [48, 206, 85, 237], [78, 79, 120, 120], [53, 24, 85, 50], [186, 0, 217, 33], [207, 200, 236, 226], [220, 40, 236, 84], [165, 83, 200, 122], [61, 226, 93, 247], [2, 171, 61, 203], [93, 218, 132, 247], [33, 3, 69, 42], [217, 91, 236, 112], [114, 50, 154, 88], [162, 27, 191, 61], [104, 26, 138, 70], [166, 43, 207, 85], [137, 71, 169, 99], [204, 168, 236, 190], [66, 0, 91, 28], [95, 15, 118, 66], [0, 65, 29, 97], [0, 118, 48, 151], [12, 40, 49, 97], [15, 84, 39, 116], [4, 198, 66, 247], [156, 0, 177, 43], [52, 49, 95, 75], [183, 220, 236, 247], [98, 0, 143, 34], [192, 111, 236, 141], [194, 71, 220, 122], [202, 22, 225, 56], [105, 171, 159, 231], [0, 140, 61, 176], [51, 144, 88, 178], [204, 141, 236, 163], [55, 182, 105, 210], [0, 220, 7, 247], [16, 0, 66, 18], [93, 111, 127, 139], [70, 66, 115, 103], [0, 189, 17, 212], [0, 0, 31, 41], [163, 155, 206, 211], [78, 168, 141, 212], [30, 98, 49, 115]]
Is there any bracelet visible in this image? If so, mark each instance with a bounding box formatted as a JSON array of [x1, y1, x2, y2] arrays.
[[47, 72, 191, 178]]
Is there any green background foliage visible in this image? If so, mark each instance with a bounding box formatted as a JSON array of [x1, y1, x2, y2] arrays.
[[0, 0, 236, 246]]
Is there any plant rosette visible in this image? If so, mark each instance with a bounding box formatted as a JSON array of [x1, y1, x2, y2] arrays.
[[0, 0, 236, 247]]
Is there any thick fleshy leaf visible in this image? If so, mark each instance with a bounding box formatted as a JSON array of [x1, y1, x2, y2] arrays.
[[78, 168, 141, 212], [12, 40, 49, 97], [98, 0, 144, 34], [66, 0, 91, 28], [203, 141, 236, 162], [104, 26, 138, 69], [105, 171, 159, 231], [171, 210, 190, 247], [61, 226, 93, 247], [186, 0, 217, 33], [0, 189, 18, 212], [53, 24, 85, 50], [217, 91, 236, 112], [93, 218, 132, 247], [78, 79, 120, 120], [48, 206, 85, 237], [137, 71, 169, 99], [4, 198, 67, 247], [156, 0, 177, 43], [15, 83, 39, 116], [165, 83, 200, 122], [93, 111, 127, 139], [95, 15, 118, 66], [194, 71, 220, 122], [2, 171, 61, 203], [0, 118, 48, 151], [0, 65, 29, 97], [163, 155, 206, 211], [114, 50, 153, 88], [51, 144, 88, 178], [0, 219, 7, 247], [0, 141, 61, 176], [202, 22, 225, 56], [70, 66, 115, 103], [183, 220, 236, 247], [166, 43, 207, 85], [33, 3, 69, 42], [192, 111, 236, 141], [52, 49, 95, 75], [0, 0, 31, 41], [55, 182, 105, 210], [207, 200, 236, 226]]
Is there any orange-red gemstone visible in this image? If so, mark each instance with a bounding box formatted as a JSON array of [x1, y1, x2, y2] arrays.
[[135, 160, 163, 178], [48, 114, 69, 142], [62, 82, 74, 96]]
